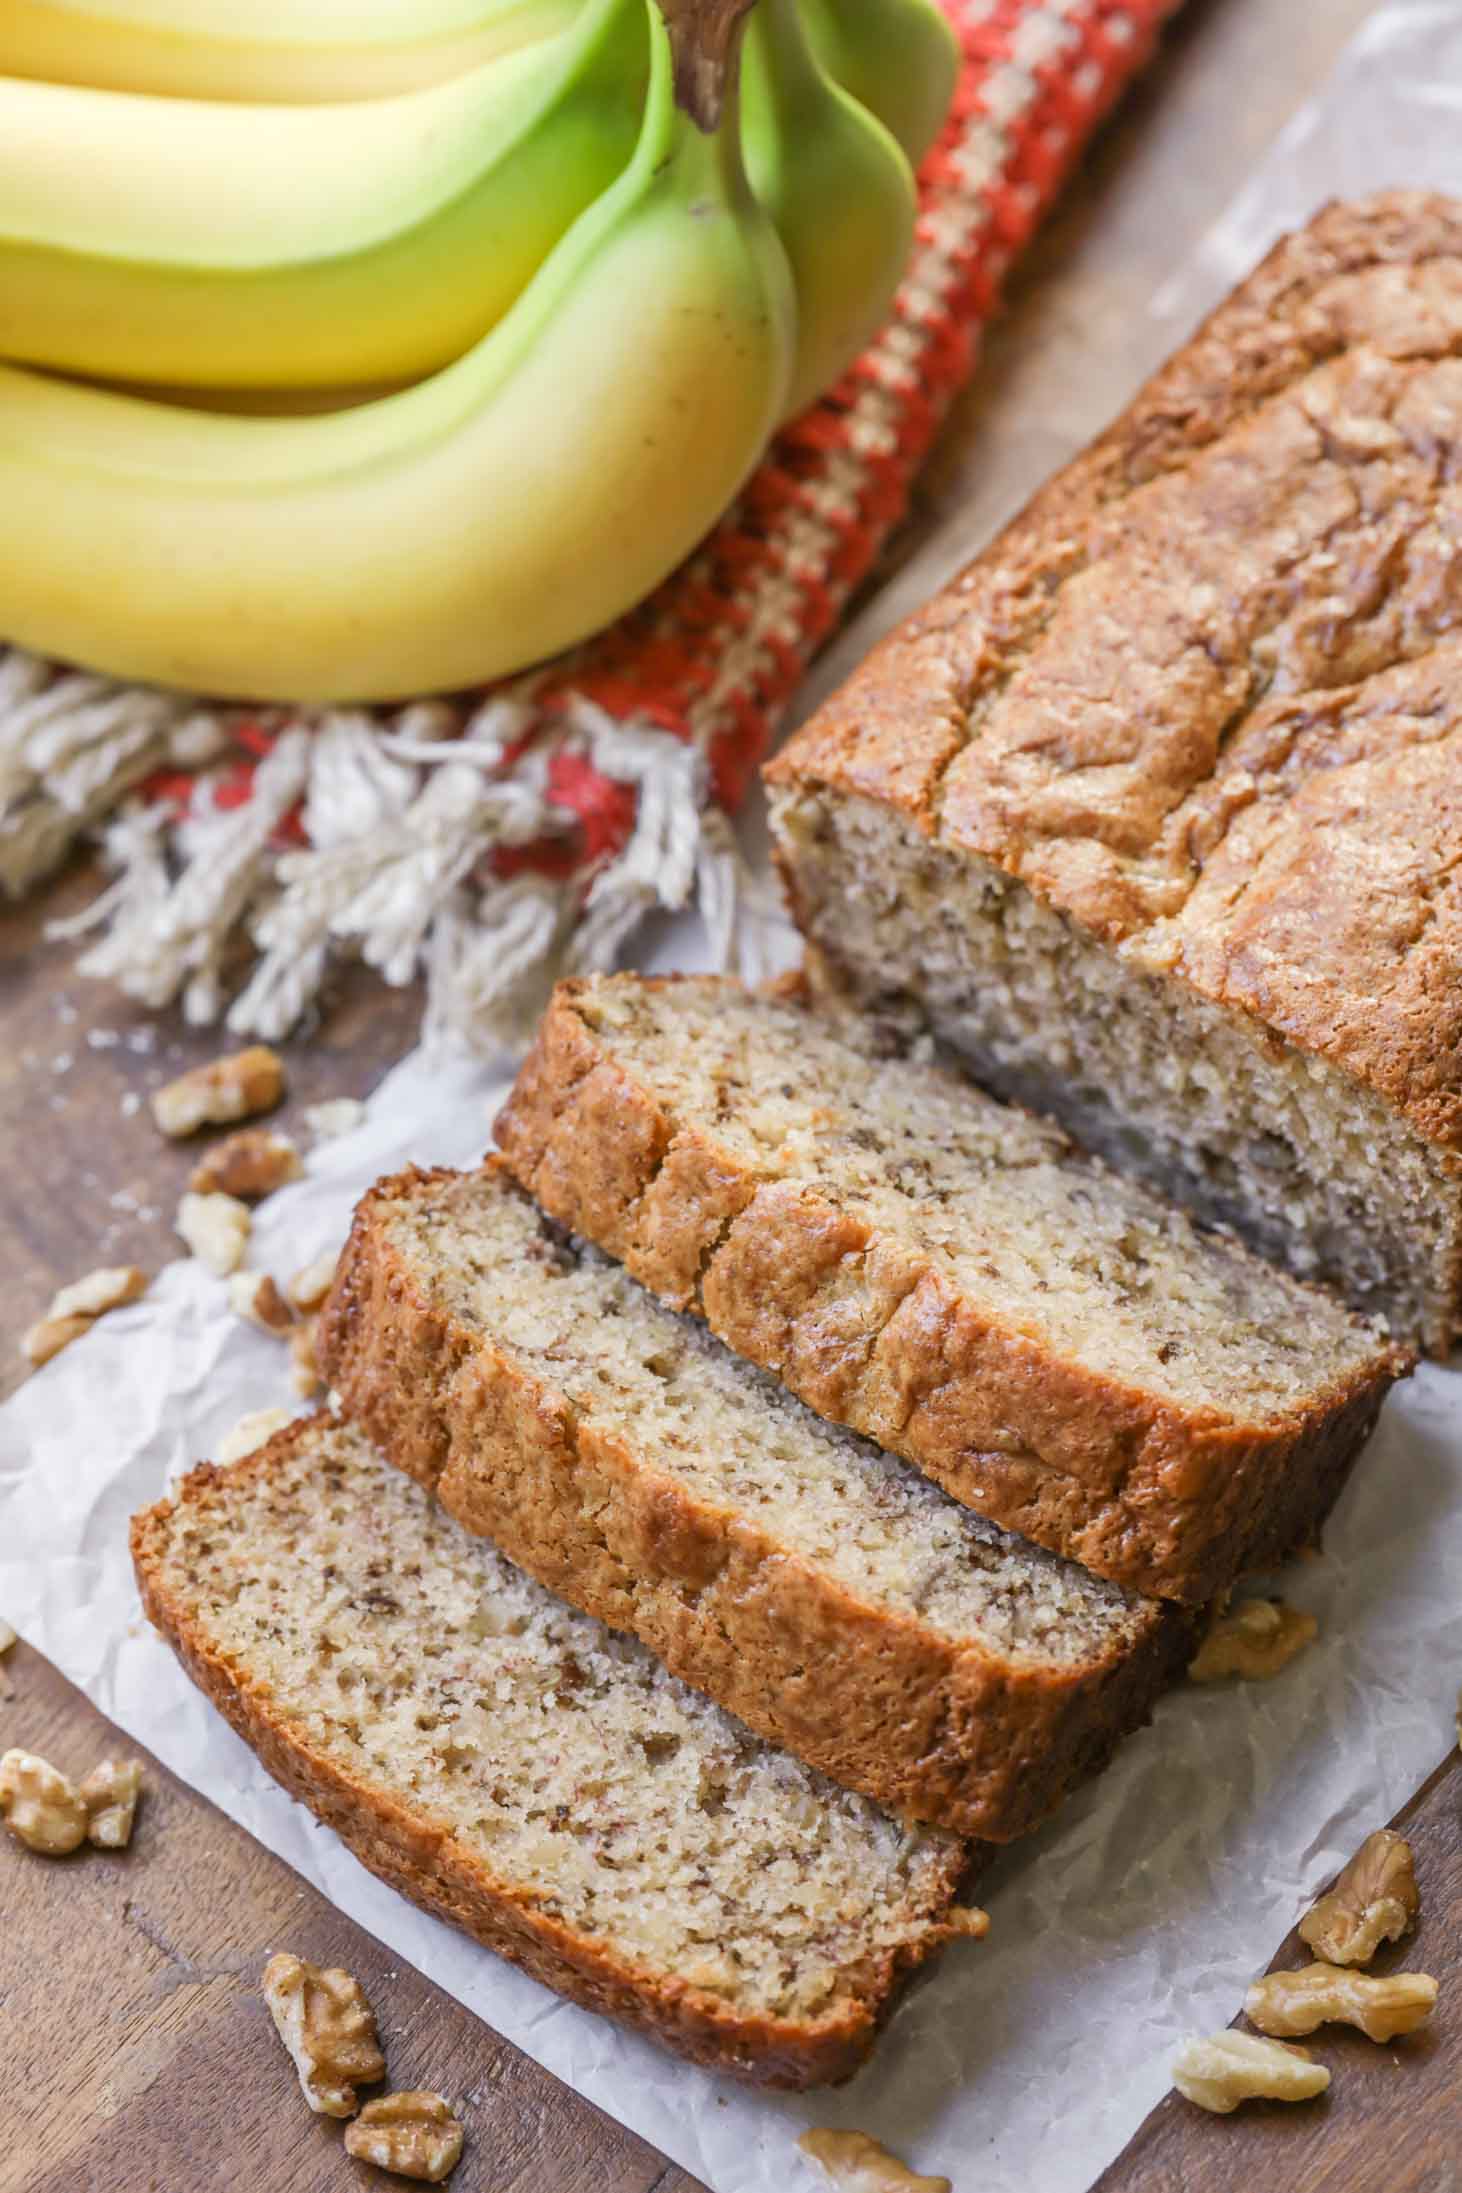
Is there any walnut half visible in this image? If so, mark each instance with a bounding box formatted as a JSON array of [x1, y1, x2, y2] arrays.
[[21, 1264, 149, 1367], [190, 1128, 301, 1201], [1299, 1829, 1419, 1965], [798, 2129, 951, 2193], [1246, 1962, 1437, 2044], [343, 2091, 464, 2182], [0, 1748, 88, 1854], [152, 1046, 285, 1138], [1172, 2030, 1329, 2114], [1188, 1598, 1318, 1682], [176, 1191, 252, 1277], [79, 1757, 144, 1850], [228, 1271, 295, 1334], [261, 1952, 385, 2118]]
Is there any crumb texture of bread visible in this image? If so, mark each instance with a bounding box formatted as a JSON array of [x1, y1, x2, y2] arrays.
[[130, 1420, 969, 2089], [492, 976, 1405, 1603], [319, 1163, 1189, 1840], [766, 191, 1462, 1353]]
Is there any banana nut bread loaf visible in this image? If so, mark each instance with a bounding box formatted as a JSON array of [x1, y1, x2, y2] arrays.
[[132, 1416, 979, 2089], [318, 1161, 1190, 1840], [493, 975, 1408, 1604], [765, 191, 1462, 1356]]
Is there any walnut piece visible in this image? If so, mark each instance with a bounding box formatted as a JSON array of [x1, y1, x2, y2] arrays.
[[79, 1757, 144, 1849], [288, 1249, 338, 1313], [228, 1271, 295, 1334], [945, 1904, 990, 1940], [1188, 1598, 1318, 1682], [343, 2092, 465, 2182], [290, 1316, 322, 1398], [215, 1407, 292, 1465], [189, 1128, 302, 1201], [305, 1097, 366, 1144], [1246, 1961, 1437, 2044], [48, 1265, 149, 1322], [22, 1264, 149, 1366], [798, 2130, 950, 2193], [0, 1748, 88, 1854], [21, 1311, 94, 1368], [152, 1046, 285, 1138], [1171, 2030, 1329, 2114], [0, 1620, 15, 1655], [176, 1191, 252, 1276], [261, 1951, 385, 2118], [1299, 1829, 1420, 1965]]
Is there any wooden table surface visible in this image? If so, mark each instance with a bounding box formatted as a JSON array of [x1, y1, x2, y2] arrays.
[[7, 3, 1456, 2189]]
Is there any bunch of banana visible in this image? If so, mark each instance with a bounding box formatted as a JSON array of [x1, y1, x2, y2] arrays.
[[0, 0, 648, 387], [0, 0, 957, 147], [0, 0, 582, 102], [0, 0, 958, 702]]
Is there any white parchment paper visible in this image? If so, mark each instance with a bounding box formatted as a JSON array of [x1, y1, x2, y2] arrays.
[[4, 10, 1462, 2185]]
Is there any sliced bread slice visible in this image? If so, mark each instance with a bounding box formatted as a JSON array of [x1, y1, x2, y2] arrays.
[[131, 1416, 975, 2090], [493, 974, 1409, 1603], [318, 1162, 1189, 1841]]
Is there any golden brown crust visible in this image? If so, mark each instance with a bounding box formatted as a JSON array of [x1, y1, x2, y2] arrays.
[[317, 1166, 1190, 1840], [766, 192, 1462, 1157], [130, 1428, 966, 2090], [493, 982, 1405, 1604]]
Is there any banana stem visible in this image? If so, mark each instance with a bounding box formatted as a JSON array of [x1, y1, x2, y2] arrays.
[[655, 0, 759, 129]]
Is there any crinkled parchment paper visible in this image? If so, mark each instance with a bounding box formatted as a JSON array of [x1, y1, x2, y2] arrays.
[[3, 13, 1461, 2185]]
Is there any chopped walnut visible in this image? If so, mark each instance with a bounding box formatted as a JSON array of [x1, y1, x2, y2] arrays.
[[945, 1904, 990, 1940], [290, 1316, 322, 1398], [215, 1407, 292, 1465], [1188, 1598, 1318, 1682], [48, 1266, 149, 1322], [798, 2131, 949, 2193], [22, 1263, 149, 1366], [343, 2092, 465, 2182], [189, 1129, 302, 1201], [1299, 1829, 1420, 1965], [79, 1757, 144, 1849], [288, 1249, 338, 1313], [0, 1748, 89, 1855], [228, 1271, 295, 1334], [152, 1046, 285, 1138], [21, 1311, 94, 1368], [305, 1097, 366, 1144], [176, 1191, 252, 1277], [1246, 1961, 1437, 2044], [1171, 2030, 1329, 2113], [261, 1951, 385, 2118]]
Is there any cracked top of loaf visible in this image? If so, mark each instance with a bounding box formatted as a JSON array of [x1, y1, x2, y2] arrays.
[[768, 192, 1462, 1154]]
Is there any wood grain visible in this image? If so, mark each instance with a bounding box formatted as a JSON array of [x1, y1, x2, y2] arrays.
[[1097, 1749, 1462, 2193], [0, 1645, 702, 2193], [3, 2, 1445, 2188]]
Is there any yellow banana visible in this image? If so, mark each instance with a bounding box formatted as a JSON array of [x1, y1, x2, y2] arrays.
[[744, 0, 916, 418], [0, 0, 579, 101], [0, 0, 645, 391], [0, 0, 795, 705], [801, 0, 959, 170]]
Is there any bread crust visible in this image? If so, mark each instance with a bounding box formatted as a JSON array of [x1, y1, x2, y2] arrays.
[[493, 980, 1405, 1604], [765, 191, 1462, 1173], [130, 1426, 969, 2090], [317, 1163, 1191, 1841]]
